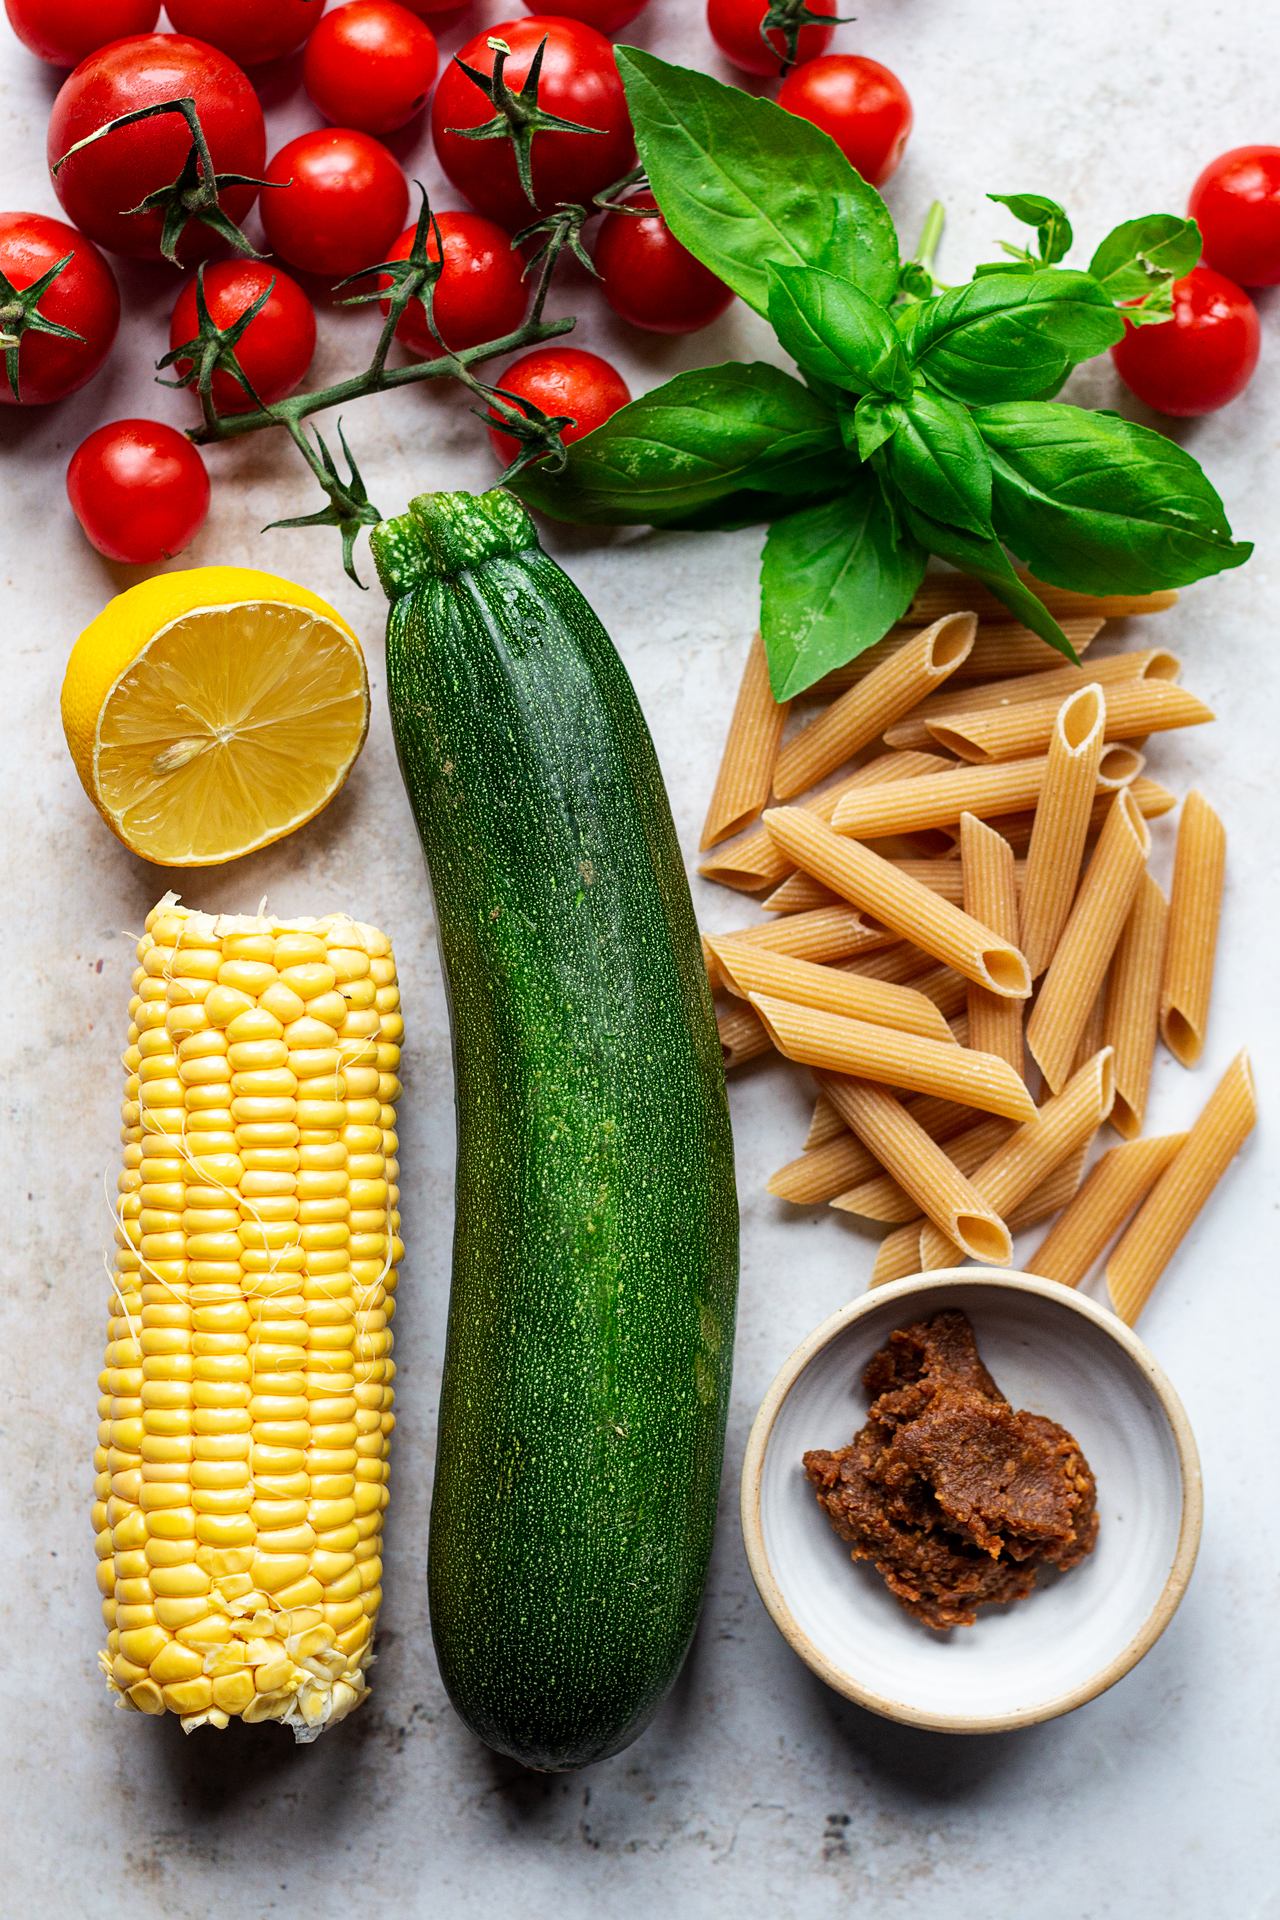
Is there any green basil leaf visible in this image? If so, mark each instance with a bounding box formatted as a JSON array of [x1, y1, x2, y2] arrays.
[[896, 501, 1080, 663], [905, 271, 1124, 404], [615, 46, 899, 316], [975, 400, 1253, 592], [642, 486, 846, 532], [760, 474, 926, 698], [767, 263, 912, 398], [508, 362, 845, 526], [988, 192, 1073, 265], [851, 393, 897, 461], [1088, 214, 1202, 302], [884, 391, 993, 536]]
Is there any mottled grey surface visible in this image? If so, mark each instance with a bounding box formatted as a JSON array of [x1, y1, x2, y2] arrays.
[[1, 1, 1276, 1913]]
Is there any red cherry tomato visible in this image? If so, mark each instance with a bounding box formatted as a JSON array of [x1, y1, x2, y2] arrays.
[[303, 3, 438, 137], [1110, 266, 1260, 417], [0, 210, 119, 404], [46, 35, 266, 263], [397, 0, 474, 13], [487, 346, 629, 467], [169, 260, 316, 413], [162, 0, 323, 66], [518, 0, 648, 28], [1189, 146, 1280, 289], [432, 17, 635, 231], [594, 192, 733, 335], [378, 212, 528, 357], [67, 418, 210, 563], [777, 54, 911, 187], [706, 0, 836, 78], [4, 0, 158, 67], [260, 129, 410, 278]]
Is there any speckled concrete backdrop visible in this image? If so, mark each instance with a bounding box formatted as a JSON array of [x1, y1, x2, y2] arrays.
[[1, 2, 1276, 1913]]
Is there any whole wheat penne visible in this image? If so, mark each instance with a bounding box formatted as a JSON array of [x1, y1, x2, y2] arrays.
[[748, 993, 1039, 1121], [949, 1012, 970, 1046], [804, 1091, 844, 1150], [773, 613, 977, 798], [1105, 872, 1168, 1137], [987, 773, 1174, 855], [707, 937, 957, 1044], [960, 814, 1024, 1077], [1159, 790, 1227, 1068], [830, 747, 1138, 838], [1071, 983, 1108, 1078], [870, 1222, 926, 1286], [928, 679, 1214, 764], [761, 872, 841, 913], [1024, 1132, 1188, 1288], [831, 1113, 1014, 1225], [1018, 685, 1108, 977], [1006, 1144, 1088, 1231], [816, 1075, 1013, 1261], [768, 1130, 879, 1204], [1026, 789, 1151, 1093], [890, 860, 966, 904], [700, 631, 790, 848], [883, 649, 1179, 753], [839, 943, 940, 986], [763, 808, 1031, 998], [699, 749, 950, 891], [905, 573, 1178, 625], [912, 962, 968, 1019], [1107, 1052, 1256, 1325], [811, 618, 1104, 696], [918, 1048, 1115, 1267], [701, 905, 894, 988], [718, 1001, 772, 1070]]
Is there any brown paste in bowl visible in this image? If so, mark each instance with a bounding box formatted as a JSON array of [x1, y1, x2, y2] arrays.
[[804, 1309, 1098, 1629]]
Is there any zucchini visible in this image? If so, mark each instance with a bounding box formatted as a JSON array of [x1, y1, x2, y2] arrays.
[[371, 490, 739, 1772]]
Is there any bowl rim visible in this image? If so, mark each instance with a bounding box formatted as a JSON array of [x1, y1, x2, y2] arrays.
[[739, 1269, 1204, 1735]]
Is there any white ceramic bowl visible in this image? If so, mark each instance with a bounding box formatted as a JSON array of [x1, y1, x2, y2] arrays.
[[741, 1272, 1202, 1734]]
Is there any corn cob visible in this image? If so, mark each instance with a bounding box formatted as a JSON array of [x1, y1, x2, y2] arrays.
[[95, 896, 404, 1740]]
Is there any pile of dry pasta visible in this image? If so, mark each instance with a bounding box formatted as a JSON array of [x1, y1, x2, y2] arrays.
[[699, 572, 1256, 1326]]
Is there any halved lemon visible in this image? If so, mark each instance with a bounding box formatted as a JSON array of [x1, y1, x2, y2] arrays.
[[61, 566, 370, 867]]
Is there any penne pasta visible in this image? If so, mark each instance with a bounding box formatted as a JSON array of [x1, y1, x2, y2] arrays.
[[830, 746, 1138, 838], [1107, 1052, 1256, 1325], [763, 808, 1032, 998], [804, 1092, 844, 1150], [1024, 1132, 1187, 1288], [883, 649, 1179, 754], [707, 937, 957, 1044], [831, 1113, 1014, 1225], [1018, 685, 1107, 977], [987, 773, 1174, 856], [1159, 790, 1227, 1068], [1026, 789, 1151, 1093], [871, 1222, 926, 1286], [748, 993, 1039, 1121], [817, 1075, 1013, 1262], [918, 1048, 1115, 1268], [1105, 872, 1168, 1137], [773, 613, 977, 799], [904, 573, 1179, 625], [700, 631, 790, 848], [889, 860, 966, 904], [912, 963, 968, 1019], [1071, 983, 1108, 1077], [1007, 1146, 1088, 1231], [717, 1001, 772, 1071], [927, 679, 1213, 764], [701, 905, 895, 988], [769, 1129, 878, 1204], [810, 617, 1104, 695], [960, 814, 1024, 1077], [761, 872, 841, 913]]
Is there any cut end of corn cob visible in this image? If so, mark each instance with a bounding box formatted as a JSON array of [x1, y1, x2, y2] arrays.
[[96, 894, 404, 1742]]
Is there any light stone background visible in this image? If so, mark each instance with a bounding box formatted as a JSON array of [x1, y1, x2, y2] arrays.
[[2, 1, 1276, 1913]]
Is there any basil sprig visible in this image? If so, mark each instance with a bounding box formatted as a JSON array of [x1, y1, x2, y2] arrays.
[[511, 50, 1251, 698]]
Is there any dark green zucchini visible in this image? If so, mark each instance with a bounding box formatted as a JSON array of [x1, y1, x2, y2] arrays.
[[371, 489, 739, 1772]]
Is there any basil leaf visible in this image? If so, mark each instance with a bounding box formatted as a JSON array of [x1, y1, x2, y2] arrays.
[[615, 47, 899, 316], [760, 474, 926, 698], [1089, 214, 1202, 302], [851, 393, 897, 461], [897, 502, 1080, 663], [884, 391, 993, 536], [644, 486, 846, 532], [988, 192, 1073, 265], [905, 271, 1124, 404], [975, 400, 1253, 592], [767, 263, 912, 398], [508, 362, 845, 526]]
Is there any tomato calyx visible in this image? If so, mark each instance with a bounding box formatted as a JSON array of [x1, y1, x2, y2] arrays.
[[335, 187, 449, 367], [447, 36, 606, 215], [0, 251, 86, 402], [156, 260, 275, 418], [510, 161, 647, 276], [52, 96, 271, 266], [760, 0, 853, 75], [265, 419, 383, 586]]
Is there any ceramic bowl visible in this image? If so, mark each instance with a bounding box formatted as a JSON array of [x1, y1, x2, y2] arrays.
[[740, 1271, 1201, 1734]]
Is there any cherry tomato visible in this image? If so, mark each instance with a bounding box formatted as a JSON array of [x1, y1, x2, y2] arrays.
[[169, 260, 316, 414], [706, 0, 836, 79], [378, 213, 528, 357], [161, 0, 323, 66], [4, 0, 158, 67], [778, 54, 911, 187], [594, 192, 733, 335], [67, 418, 210, 563], [397, 0, 475, 13], [1189, 146, 1280, 289], [1110, 266, 1260, 417], [0, 210, 119, 405], [487, 346, 629, 467], [432, 17, 635, 231], [260, 130, 410, 278], [519, 0, 648, 28], [303, 3, 438, 137], [46, 35, 266, 264]]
